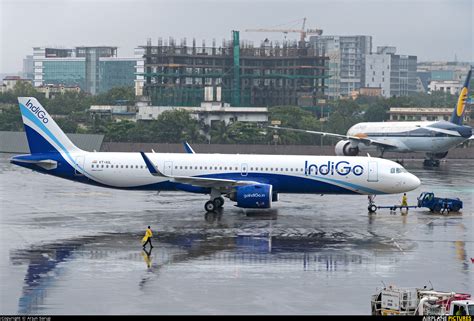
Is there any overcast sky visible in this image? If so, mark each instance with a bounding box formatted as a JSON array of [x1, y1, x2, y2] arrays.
[[0, 0, 472, 74]]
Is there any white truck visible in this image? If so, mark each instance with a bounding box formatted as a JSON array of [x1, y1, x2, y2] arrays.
[[371, 285, 472, 316]]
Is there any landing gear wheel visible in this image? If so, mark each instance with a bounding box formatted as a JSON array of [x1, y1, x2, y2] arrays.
[[368, 204, 377, 213], [205, 200, 216, 212], [423, 159, 440, 167], [213, 196, 225, 208]]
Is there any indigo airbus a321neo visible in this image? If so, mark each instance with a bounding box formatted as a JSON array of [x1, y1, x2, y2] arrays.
[[11, 97, 420, 212]]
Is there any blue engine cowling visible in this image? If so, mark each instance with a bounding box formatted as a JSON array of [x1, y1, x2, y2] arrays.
[[231, 184, 273, 209]]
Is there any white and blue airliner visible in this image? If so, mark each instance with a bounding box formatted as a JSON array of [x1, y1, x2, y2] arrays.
[[10, 97, 421, 212]]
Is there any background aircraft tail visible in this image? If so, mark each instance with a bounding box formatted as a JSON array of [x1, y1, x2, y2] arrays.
[[18, 97, 81, 154], [450, 69, 472, 125]]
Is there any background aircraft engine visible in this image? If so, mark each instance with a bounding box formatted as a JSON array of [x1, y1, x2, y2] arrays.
[[335, 140, 360, 156], [230, 184, 273, 209], [433, 151, 448, 159]]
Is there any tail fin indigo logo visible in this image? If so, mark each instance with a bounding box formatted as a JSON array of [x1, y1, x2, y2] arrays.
[[25, 99, 49, 124]]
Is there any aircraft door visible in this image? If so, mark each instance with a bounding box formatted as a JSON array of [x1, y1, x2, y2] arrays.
[[74, 155, 85, 176], [367, 161, 378, 182], [241, 163, 248, 176], [163, 161, 173, 176]]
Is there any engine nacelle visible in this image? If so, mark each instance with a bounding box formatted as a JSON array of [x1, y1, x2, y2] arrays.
[[432, 151, 448, 159], [335, 140, 359, 156], [230, 184, 272, 209]]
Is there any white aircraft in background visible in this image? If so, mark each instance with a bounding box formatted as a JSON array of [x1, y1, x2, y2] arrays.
[[269, 69, 473, 166], [11, 97, 420, 212]]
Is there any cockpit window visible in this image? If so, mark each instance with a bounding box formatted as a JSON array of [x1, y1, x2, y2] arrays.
[[391, 168, 395, 174], [396, 168, 402, 173]]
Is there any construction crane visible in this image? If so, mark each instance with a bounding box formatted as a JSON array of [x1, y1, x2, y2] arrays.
[[245, 17, 323, 44]]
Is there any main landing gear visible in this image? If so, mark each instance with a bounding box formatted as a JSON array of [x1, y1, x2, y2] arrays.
[[423, 152, 448, 167], [204, 197, 225, 212], [204, 189, 225, 212]]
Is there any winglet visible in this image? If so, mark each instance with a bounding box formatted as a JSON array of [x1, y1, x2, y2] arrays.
[[183, 141, 195, 154], [140, 151, 166, 177]]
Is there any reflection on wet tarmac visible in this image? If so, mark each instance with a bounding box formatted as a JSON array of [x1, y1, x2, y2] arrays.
[[1, 155, 473, 314], [10, 231, 402, 314]]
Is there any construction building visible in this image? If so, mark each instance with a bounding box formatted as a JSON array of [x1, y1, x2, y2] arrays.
[[137, 31, 328, 107]]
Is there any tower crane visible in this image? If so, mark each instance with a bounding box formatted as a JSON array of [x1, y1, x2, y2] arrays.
[[245, 17, 323, 44]]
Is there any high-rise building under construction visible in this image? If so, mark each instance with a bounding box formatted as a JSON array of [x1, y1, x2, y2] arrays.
[[137, 31, 328, 107]]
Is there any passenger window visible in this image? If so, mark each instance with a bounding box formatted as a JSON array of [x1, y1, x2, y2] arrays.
[[224, 167, 227, 170], [199, 166, 202, 170], [185, 166, 188, 169], [204, 166, 207, 170], [141, 165, 143, 169], [214, 166, 217, 170], [290, 168, 293, 171], [250, 167, 253, 171], [219, 167, 222, 170], [180, 166, 182, 169], [125, 165, 128, 168], [270, 168, 273, 171], [280, 168, 284, 171], [121, 165, 123, 168], [285, 168, 288, 171], [91, 164, 94, 168], [175, 166, 177, 169], [265, 168, 268, 171], [101, 165, 104, 168]]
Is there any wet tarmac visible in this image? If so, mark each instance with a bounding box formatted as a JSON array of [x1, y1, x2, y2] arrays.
[[0, 153, 472, 314]]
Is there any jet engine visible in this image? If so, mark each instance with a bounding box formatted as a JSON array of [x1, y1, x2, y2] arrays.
[[229, 184, 273, 209], [335, 140, 359, 156], [432, 151, 448, 159]]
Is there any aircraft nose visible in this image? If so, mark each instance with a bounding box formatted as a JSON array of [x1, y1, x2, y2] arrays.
[[406, 173, 421, 191]]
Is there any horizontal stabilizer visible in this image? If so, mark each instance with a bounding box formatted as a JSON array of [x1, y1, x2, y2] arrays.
[[10, 158, 57, 170]]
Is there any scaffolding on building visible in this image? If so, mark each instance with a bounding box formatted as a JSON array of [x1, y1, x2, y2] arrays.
[[138, 31, 329, 107]]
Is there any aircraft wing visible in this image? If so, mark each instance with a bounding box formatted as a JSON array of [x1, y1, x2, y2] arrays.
[[267, 126, 398, 148], [140, 152, 259, 189], [423, 126, 462, 137]]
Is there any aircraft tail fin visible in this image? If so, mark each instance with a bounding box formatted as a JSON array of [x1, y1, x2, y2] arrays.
[[17, 97, 81, 154], [450, 69, 472, 125]]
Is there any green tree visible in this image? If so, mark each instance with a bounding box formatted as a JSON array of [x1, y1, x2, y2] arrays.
[[363, 103, 389, 122], [104, 121, 137, 142], [0, 105, 23, 131], [93, 86, 136, 105], [152, 110, 204, 143], [210, 121, 232, 144], [268, 105, 322, 144], [327, 99, 362, 134]]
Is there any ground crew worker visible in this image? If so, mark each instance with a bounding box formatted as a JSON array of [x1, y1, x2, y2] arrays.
[[142, 226, 153, 249], [401, 193, 408, 214]]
